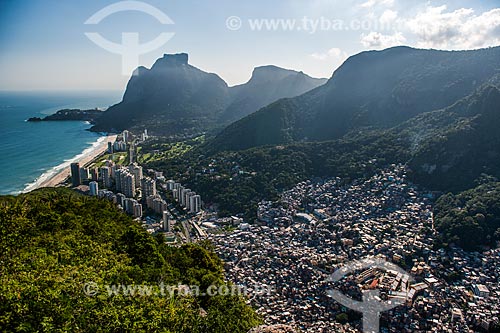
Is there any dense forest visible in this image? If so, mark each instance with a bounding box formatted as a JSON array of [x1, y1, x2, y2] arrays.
[[434, 181, 500, 251], [0, 188, 260, 332]]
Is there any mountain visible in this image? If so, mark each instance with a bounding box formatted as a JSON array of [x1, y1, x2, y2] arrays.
[[407, 84, 500, 192], [210, 46, 500, 151], [90, 53, 230, 136], [220, 66, 326, 123], [90, 54, 325, 136], [144, 81, 500, 220]]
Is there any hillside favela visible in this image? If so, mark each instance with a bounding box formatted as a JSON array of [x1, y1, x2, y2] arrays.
[[1, 1, 500, 332]]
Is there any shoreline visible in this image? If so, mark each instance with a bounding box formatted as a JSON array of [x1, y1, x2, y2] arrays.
[[23, 134, 117, 192]]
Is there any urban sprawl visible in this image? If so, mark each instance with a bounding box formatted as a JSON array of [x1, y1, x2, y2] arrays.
[[68, 131, 499, 333]]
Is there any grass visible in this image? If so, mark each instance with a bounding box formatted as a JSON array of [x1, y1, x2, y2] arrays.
[[91, 152, 129, 168], [138, 135, 205, 164]]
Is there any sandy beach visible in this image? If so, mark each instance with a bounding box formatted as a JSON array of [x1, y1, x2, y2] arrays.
[[23, 134, 117, 192]]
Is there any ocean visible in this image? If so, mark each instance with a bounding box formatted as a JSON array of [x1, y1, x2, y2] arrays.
[[0, 91, 122, 195]]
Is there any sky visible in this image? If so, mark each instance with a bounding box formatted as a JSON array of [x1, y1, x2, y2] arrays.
[[0, 0, 499, 91]]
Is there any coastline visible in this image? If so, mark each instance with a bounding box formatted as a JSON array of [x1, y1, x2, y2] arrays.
[[23, 134, 117, 192]]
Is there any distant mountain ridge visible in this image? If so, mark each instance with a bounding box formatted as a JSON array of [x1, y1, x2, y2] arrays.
[[221, 65, 326, 123], [210, 46, 500, 151], [90, 53, 326, 136]]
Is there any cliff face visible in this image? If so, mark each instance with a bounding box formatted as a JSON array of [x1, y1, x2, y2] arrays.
[[90, 53, 326, 136], [90, 53, 230, 135]]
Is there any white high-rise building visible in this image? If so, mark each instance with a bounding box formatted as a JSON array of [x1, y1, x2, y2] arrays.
[[129, 143, 136, 164], [129, 163, 143, 187], [89, 181, 99, 196], [123, 198, 142, 217], [141, 177, 156, 198], [185, 191, 195, 211], [189, 195, 201, 213], [180, 188, 191, 206], [122, 172, 136, 198], [163, 211, 170, 232], [116, 169, 135, 198], [174, 185, 183, 201], [133, 202, 142, 218], [166, 180, 175, 190], [122, 130, 131, 143], [113, 141, 127, 152], [80, 167, 90, 182], [116, 193, 126, 207]]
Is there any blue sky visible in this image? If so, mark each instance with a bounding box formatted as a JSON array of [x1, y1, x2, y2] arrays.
[[1, 0, 499, 90]]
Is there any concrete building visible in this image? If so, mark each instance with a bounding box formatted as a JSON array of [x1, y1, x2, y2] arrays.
[[122, 130, 131, 143], [90, 167, 99, 181], [141, 177, 156, 198], [180, 188, 191, 206], [129, 143, 135, 164], [116, 193, 126, 207], [122, 172, 136, 198], [113, 141, 127, 152], [70, 163, 80, 187], [100, 166, 111, 189], [189, 195, 201, 213], [128, 163, 143, 187], [123, 198, 142, 218], [89, 181, 99, 196], [173, 185, 184, 201], [115, 169, 135, 198], [166, 179, 175, 190], [133, 202, 142, 218], [473, 284, 490, 298], [163, 211, 170, 232], [80, 167, 90, 182]]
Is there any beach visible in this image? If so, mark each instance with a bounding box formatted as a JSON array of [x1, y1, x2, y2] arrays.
[[23, 134, 117, 192]]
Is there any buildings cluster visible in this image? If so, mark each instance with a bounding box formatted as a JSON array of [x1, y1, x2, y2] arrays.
[[208, 165, 500, 332], [166, 179, 202, 214], [69, 130, 202, 225]]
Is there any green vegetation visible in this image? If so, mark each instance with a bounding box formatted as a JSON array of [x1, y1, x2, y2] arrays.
[[92, 152, 128, 167], [434, 181, 500, 251], [0, 188, 261, 332], [138, 136, 205, 164]]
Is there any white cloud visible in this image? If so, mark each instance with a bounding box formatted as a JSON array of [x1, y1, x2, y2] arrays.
[[379, 9, 398, 25], [360, 31, 406, 49], [407, 6, 500, 49], [310, 48, 348, 62], [360, 0, 394, 9]]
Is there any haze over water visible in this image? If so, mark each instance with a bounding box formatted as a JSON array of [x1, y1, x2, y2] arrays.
[[0, 91, 122, 195]]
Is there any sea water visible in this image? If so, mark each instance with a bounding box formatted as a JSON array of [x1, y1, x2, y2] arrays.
[[0, 90, 122, 195]]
